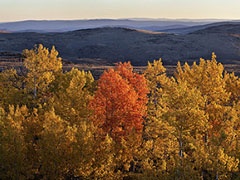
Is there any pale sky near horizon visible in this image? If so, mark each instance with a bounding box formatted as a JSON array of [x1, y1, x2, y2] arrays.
[[0, 0, 240, 22]]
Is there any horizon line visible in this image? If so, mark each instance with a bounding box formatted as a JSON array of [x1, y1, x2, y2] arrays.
[[0, 17, 239, 23]]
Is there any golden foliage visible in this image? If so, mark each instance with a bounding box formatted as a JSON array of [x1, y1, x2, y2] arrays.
[[23, 44, 62, 100], [1, 45, 240, 179]]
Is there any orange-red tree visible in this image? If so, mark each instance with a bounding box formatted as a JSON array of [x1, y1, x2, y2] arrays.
[[90, 62, 148, 140]]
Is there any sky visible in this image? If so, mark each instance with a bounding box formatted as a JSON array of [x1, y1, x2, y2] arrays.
[[0, 0, 240, 22]]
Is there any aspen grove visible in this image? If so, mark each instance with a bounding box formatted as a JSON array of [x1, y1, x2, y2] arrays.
[[1, 45, 240, 180]]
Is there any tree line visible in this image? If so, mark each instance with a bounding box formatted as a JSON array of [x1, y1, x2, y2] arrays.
[[1, 44, 240, 179]]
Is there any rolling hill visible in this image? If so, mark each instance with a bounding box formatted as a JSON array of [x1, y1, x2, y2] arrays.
[[0, 23, 240, 66]]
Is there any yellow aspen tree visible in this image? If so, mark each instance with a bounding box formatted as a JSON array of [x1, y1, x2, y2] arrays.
[[142, 59, 178, 178], [23, 44, 62, 101], [50, 68, 94, 126], [0, 69, 25, 109], [162, 80, 208, 179], [88, 134, 119, 180], [0, 105, 33, 180], [225, 73, 240, 175], [37, 108, 117, 179], [225, 102, 240, 178], [224, 71, 240, 104], [175, 53, 239, 179], [37, 109, 78, 179]]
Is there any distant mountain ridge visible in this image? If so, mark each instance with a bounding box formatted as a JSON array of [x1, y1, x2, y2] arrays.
[[0, 19, 223, 33], [158, 21, 240, 34]]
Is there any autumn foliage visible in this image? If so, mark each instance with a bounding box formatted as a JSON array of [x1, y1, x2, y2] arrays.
[[90, 62, 148, 140], [2, 45, 240, 179]]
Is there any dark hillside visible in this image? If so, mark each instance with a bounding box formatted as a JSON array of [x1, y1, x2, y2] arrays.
[[0, 24, 240, 66]]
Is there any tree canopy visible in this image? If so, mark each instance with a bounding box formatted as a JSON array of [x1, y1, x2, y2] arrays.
[[1, 45, 240, 179]]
